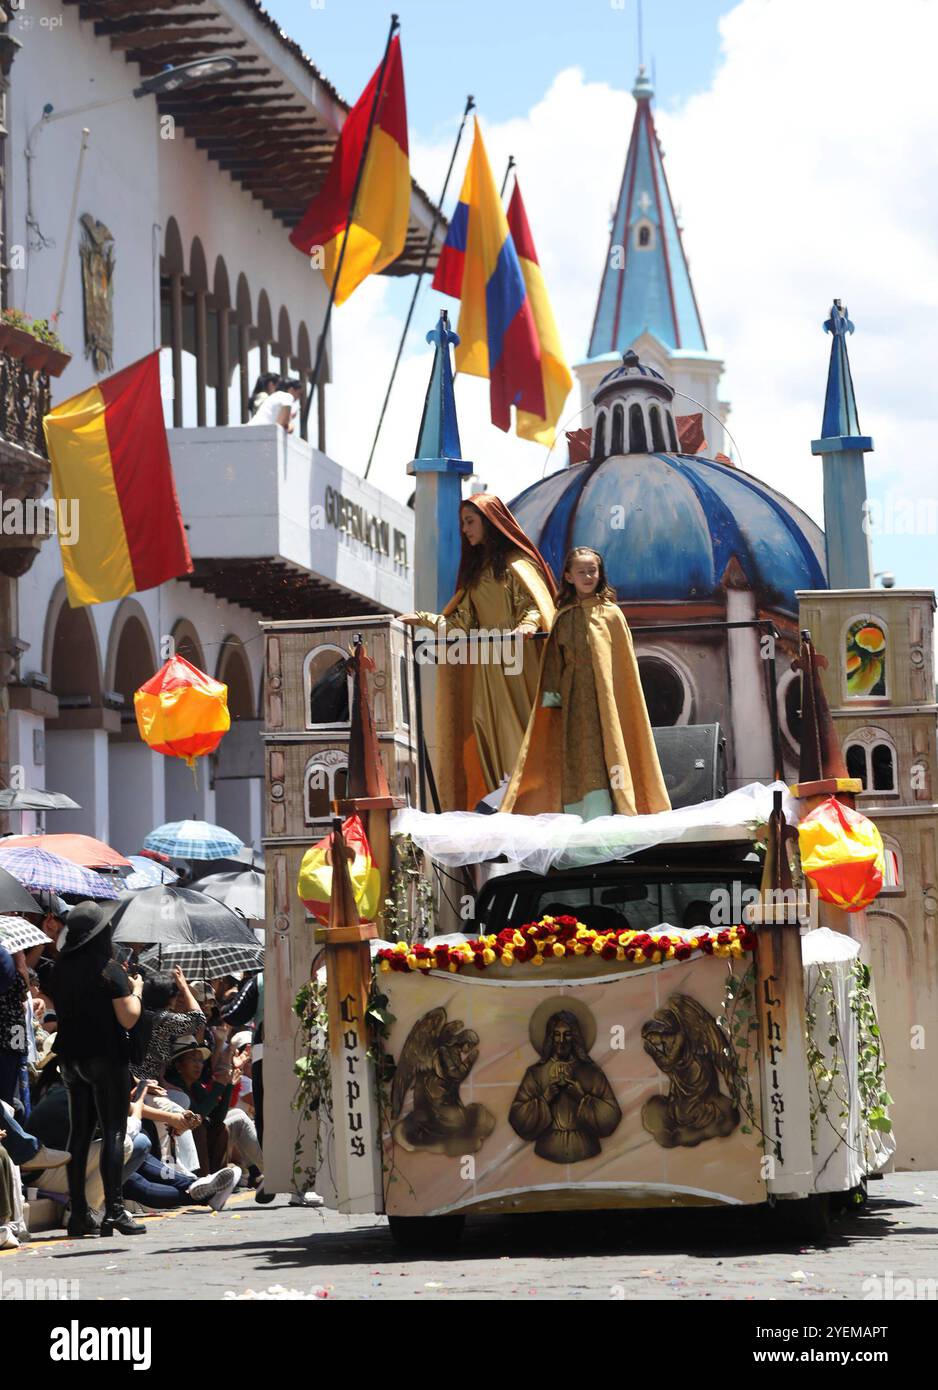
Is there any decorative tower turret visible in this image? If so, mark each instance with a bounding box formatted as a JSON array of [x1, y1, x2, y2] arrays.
[[810, 300, 874, 589], [407, 310, 473, 612], [575, 67, 729, 455]]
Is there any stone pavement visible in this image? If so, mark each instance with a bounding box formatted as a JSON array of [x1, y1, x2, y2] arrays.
[[2, 1172, 937, 1301]]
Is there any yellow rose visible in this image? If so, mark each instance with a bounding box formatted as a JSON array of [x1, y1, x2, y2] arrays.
[[501, 952, 514, 967], [379, 959, 390, 972], [512, 931, 525, 950], [633, 950, 644, 964], [482, 948, 496, 965], [532, 954, 544, 966], [591, 937, 604, 954], [615, 947, 626, 961], [573, 942, 587, 956], [394, 941, 408, 954], [449, 961, 459, 973], [552, 942, 565, 958]]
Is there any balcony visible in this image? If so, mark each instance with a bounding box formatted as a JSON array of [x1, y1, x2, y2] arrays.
[[170, 425, 414, 619], [0, 350, 54, 578]]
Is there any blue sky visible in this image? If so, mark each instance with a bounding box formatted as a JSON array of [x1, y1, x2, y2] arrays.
[[265, 0, 737, 133], [261, 0, 938, 598]]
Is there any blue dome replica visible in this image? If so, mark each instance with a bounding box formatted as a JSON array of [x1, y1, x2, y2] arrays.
[[510, 352, 826, 615]]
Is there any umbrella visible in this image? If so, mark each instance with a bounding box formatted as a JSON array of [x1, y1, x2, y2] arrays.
[[0, 866, 42, 916], [143, 820, 243, 861], [0, 833, 130, 870], [137, 940, 263, 977], [121, 855, 180, 890], [0, 916, 52, 954], [0, 847, 120, 900], [195, 869, 265, 920], [0, 789, 80, 811], [109, 886, 258, 947]]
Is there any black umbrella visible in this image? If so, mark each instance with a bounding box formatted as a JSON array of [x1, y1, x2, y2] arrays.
[[0, 864, 43, 915], [108, 886, 259, 948], [195, 869, 265, 920]]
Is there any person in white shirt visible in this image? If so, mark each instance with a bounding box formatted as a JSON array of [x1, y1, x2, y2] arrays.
[[247, 377, 303, 431]]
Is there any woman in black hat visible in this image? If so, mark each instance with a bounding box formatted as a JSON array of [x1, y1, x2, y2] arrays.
[[48, 902, 145, 1237]]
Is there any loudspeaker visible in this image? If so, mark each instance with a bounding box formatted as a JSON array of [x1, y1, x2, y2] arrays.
[[652, 723, 726, 809]]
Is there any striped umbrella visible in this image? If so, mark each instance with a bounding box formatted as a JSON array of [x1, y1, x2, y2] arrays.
[[143, 820, 243, 861], [122, 855, 180, 890], [0, 916, 53, 954], [0, 847, 120, 900], [137, 940, 263, 977]]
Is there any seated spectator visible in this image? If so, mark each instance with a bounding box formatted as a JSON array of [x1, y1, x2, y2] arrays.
[[0, 1127, 24, 1248], [0, 944, 29, 1111], [122, 1079, 239, 1212], [0, 1096, 70, 1175], [138, 966, 205, 1085]]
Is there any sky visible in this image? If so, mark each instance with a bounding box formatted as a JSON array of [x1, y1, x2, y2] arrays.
[[263, 0, 938, 594]]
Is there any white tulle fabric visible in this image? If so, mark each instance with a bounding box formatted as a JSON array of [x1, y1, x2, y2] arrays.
[[392, 781, 798, 874]]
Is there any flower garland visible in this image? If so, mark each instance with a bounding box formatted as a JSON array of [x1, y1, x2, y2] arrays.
[[376, 915, 756, 974]]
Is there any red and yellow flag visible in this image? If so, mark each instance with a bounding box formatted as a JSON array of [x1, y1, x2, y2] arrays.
[[43, 352, 192, 608], [506, 179, 572, 446], [289, 34, 409, 305]]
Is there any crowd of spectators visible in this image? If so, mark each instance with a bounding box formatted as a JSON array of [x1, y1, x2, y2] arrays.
[[1, 900, 317, 1248]]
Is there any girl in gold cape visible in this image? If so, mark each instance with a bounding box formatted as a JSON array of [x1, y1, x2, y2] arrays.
[[401, 495, 556, 811], [502, 547, 670, 819]]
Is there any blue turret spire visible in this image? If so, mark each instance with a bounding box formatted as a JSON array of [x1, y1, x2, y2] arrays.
[[588, 67, 706, 359], [811, 300, 873, 589], [407, 310, 473, 611]]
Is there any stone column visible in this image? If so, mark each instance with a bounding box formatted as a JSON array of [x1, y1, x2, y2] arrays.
[[108, 742, 165, 856]]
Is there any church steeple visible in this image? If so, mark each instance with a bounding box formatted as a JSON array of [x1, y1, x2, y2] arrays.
[[588, 67, 707, 359]]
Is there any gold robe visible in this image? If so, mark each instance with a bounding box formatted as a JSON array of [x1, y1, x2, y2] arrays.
[[502, 597, 671, 817], [416, 550, 555, 811]]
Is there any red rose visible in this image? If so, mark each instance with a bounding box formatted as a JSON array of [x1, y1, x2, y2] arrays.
[[600, 944, 616, 960], [473, 955, 487, 970]]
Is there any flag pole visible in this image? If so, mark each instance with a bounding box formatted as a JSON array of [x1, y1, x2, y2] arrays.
[[301, 13, 401, 437], [499, 153, 516, 200], [362, 94, 475, 480]]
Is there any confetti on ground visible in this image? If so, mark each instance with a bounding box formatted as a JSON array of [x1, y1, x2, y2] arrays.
[[224, 1284, 329, 1300]]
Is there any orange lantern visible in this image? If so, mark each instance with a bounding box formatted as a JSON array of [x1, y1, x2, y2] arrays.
[[797, 796, 884, 912], [134, 654, 230, 769]]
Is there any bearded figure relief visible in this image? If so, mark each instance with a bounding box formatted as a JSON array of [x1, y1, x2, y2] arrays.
[[390, 1007, 495, 1156], [509, 1003, 621, 1164], [641, 993, 739, 1148]]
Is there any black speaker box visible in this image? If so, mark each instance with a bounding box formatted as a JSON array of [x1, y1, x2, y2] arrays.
[[652, 723, 726, 809]]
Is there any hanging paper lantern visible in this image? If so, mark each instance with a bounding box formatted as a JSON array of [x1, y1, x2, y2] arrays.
[[135, 654, 230, 769], [798, 796, 884, 912], [297, 814, 381, 925]]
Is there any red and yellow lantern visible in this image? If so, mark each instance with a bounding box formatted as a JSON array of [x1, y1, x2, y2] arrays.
[[134, 654, 230, 769], [797, 796, 884, 912]]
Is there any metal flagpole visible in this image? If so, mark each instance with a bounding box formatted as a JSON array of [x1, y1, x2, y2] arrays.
[[362, 94, 475, 480], [499, 154, 516, 200], [301, 13, 401, 436]]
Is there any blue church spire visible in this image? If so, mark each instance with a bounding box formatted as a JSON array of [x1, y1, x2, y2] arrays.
[[811, 300, 873, 589], [588, 67, 707, 359], [407, 310, 473, 611]]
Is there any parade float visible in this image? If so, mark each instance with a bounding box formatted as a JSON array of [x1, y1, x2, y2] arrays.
[[261, 616, 893, 1247]]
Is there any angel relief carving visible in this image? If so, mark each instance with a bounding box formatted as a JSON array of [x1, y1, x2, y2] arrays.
[[390, 1007, 495, 1157], [641, 993, 739, 1148]]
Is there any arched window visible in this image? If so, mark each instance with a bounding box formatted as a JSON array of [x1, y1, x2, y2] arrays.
[[304, 750, 349, 823], [880, 836, 903, 891], [649, 404, 666, 452], [666, 412, 679, 452], [610, 403, 624, 455], [303, 644, 352, 729], [592, 411, 607, 462], [634, 219, 655, 251], [845, 616, 887, 699], [844, 728, 898, 795], [637, 656, 689, 726], [628, 403, 647, 453]]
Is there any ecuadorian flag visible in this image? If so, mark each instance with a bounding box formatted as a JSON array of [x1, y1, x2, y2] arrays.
[[507, 179, 572, 446], [43, 353, 192, 608], [289, 35, 409, 305], [432, 120, 545, 434]]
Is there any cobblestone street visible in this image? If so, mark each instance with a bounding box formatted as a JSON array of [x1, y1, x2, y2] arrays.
[[4, 1172, 936, 1303]]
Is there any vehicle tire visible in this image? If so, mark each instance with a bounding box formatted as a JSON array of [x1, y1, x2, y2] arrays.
[[764, 1193, 831, 1243], [387, 1214, 466, 1251]]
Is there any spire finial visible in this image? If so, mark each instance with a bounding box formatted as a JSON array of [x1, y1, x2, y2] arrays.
[[414, 309, 464, 462], [632, 65, 654, 102]]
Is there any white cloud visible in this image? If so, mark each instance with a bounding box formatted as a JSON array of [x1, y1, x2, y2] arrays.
[[327, 0, 938, 585]]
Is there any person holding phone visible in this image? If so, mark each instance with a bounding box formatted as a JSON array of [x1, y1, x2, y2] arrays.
[[48, 903, 145, 1238]]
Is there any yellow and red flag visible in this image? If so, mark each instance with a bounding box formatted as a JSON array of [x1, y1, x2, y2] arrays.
[[506, 179, 572, 446], [43, 352, 192, 608], [289, 34, 409, 305]]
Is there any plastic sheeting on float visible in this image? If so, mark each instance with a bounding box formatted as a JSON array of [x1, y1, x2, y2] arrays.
[[393, 782, 798, 874]]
